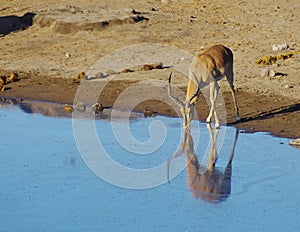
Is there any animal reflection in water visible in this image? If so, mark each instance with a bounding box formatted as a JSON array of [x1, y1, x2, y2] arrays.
[[168, 125, 239, 203]]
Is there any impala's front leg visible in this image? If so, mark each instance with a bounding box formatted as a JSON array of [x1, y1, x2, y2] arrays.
[[186, 105, 194, 129], [206, 81, 220, 128], [182, 105, 194, 129], [181, 107, 188, 129]]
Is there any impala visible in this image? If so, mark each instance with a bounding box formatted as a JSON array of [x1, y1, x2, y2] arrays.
[[168, 44, 240, 129], [168, 125, 239, 202]]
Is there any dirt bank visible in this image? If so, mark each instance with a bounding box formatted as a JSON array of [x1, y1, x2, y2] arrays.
[[0, 71, 299, 139], [0, 0, 299, 138]]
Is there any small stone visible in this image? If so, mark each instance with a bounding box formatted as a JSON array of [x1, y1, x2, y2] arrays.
[[260, 68, 276, 77], [289, 138, 300, 147], [272, 44, 289, 51], [85, 76, 95, 80], [76, 72, 85, 79], [144, 109, 157, 118], [143, 64, 153, 71], [91, 103, 104, 114], [95, 72, 105, 79], [284, 84, 293, 89], [75, 102, 86, 113], [7, 72, 18, 83], [153, 62, 163, 69], [64, 105, 74, 112], [121, 68, 134, 73], [268, 69, 276, 77]]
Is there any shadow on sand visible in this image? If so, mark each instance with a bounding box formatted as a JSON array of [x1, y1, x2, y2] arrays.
[[228, 103, 300, 125], [0, 12, 35, 37]]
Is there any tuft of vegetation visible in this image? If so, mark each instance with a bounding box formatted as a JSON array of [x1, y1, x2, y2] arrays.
[[255, 50, 300, 65]]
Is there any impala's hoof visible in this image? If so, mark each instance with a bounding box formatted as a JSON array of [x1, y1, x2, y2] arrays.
[[215, 123, 220, 129], [236, 116, 241, 121]]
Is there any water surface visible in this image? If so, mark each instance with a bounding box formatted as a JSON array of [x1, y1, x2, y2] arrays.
[[0, 100, 299, 231]]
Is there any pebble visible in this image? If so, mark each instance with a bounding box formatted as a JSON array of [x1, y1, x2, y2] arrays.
[[91, 103, 104, 114], [76, 72, 85, 79], [75, 102, 86, 113], [289, 138, 300, 147], [284, 84, 294, 89], [260, 68, 276, 77], [85, 72, 107, 80], [144, 109, 157, 118], [65, 52, 71, 58], [272, 44, 289, 51], [63, 105, 74, 112], [95, 72, 105, 79]]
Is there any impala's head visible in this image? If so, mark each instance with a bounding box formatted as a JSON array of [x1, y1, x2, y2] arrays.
[[168, 72, 198, 129]]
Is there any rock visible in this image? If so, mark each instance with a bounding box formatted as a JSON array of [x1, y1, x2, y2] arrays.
[[76, 72, 85, 79], [95, 72, 105, 79], [91, 103, 104, 114], [143, 64, 153, 71], [269, 69, 276, 77], [64, 105, 74, 112], [75, 102, 86, 113], [260, 68, 276, 77], [272, 44, 289, 51], [85, 76, 95, 80], [121, 68, 134, 73], [144, 109, 158, 118], [85, 72, 108, 80], [153, 62, 163, 69], [289, 138, 300, 147], [284, 84, 293, 89], [7, 72, 18, 83]]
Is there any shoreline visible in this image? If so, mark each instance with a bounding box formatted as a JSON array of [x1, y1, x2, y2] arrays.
[[1, 73, 299, 139]]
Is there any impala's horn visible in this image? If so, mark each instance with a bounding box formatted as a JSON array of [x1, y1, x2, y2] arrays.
[[168, 72, 184, 108]]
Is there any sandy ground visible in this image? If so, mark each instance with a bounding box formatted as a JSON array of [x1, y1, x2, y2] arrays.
[[0, 0, 299, 138]]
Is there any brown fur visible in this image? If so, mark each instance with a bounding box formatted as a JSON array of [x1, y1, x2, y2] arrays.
[[169, 125, 239, 202], [169, 44, 240, 129]]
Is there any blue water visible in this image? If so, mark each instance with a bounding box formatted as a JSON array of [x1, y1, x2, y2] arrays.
[[0, 103, 300, 232]]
